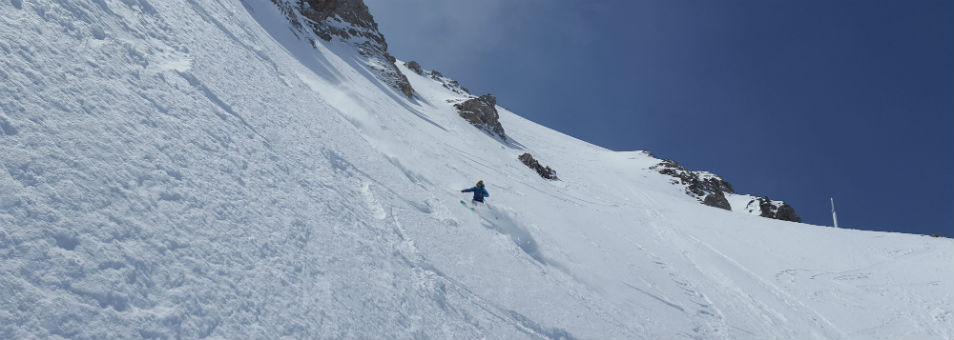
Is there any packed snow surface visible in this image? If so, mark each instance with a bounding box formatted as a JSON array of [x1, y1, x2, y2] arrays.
[[1, 0, 951, 339]]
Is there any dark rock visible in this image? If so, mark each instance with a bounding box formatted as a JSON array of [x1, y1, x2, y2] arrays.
[[775, 204, 800, 222], [455, 94, 506, 140], [699, 175, 734, 195], [427, 69, 469, 95], [755, 196, 801, 222], [299, 0, 379, 32], [395, 74, 414, 97], [652, 160, 734, 200], [479, 94, 495, 106], [404, 61, 423, 75], [702, 191, 731, 210], [518, 153, 558, 180], [652, 159, 801, 221], [284, 0, 385, 46]]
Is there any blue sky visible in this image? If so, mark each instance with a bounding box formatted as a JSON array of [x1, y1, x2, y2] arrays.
[[365, 0, 953, 237]]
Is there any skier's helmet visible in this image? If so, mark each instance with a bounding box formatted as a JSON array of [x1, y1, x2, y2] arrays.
[[476, 180, 484, 187]]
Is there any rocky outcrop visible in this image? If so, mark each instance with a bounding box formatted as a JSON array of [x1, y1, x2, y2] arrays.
[[401, 60, 471, 95], [651, 159, 801, 222], [651, 160, 732, 210], [404, 60, 423, 75], [455, 94, 506, 140], [755, 197, 801, 222], [702, 191, 731, 210], [426, 69, 469, 95], [297, 0, 378, 36], [270, 0, 414, 98], [518, 153, 558, 180]]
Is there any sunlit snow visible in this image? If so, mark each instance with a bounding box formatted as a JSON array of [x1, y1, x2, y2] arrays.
[[0, 0, 951, 339]]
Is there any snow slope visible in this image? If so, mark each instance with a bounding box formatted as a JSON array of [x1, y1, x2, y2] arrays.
[[1, 0, 951, 339]]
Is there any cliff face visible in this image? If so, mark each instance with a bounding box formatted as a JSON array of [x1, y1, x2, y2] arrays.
[[270, 0, 414, 98]]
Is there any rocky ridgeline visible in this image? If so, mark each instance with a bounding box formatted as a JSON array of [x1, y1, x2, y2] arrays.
[[651, 159, 800, 222], [518, 153, 558, 180], [270, 0, 414, 98]]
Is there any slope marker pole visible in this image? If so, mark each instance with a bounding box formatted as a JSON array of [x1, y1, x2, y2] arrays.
[[830, 197, 839, 228]]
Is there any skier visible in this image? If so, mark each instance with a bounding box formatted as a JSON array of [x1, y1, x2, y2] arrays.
[[461, 180, 490, 204]]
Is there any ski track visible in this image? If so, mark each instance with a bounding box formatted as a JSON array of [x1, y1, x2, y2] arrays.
[[640, 202, 730, 339], [681, 231, 848, 339]]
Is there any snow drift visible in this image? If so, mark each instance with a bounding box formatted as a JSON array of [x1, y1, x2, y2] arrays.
[[0, 0, 951, 339]]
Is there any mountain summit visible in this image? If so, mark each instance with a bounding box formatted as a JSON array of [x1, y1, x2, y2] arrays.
[[0, 0, 950, 339]]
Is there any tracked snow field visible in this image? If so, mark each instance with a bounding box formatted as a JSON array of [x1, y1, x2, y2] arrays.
[[0, 0, 951, 339]]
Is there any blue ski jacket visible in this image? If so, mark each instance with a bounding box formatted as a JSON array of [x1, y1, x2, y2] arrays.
[[462, 185, 490, 202]]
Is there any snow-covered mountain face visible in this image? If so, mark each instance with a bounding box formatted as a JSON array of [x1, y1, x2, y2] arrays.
[[1, 1, 951, 339]]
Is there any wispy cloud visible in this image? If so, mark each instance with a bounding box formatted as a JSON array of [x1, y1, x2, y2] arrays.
[[366, 0, 512, 57], [365, 0, 599, 76]]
